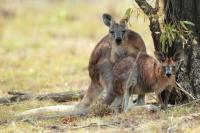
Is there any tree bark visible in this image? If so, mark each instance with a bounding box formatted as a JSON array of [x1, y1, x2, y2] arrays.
[[162, 0, 200, 103], [136, 0, 200, 104], [135, 0, 161, 51]]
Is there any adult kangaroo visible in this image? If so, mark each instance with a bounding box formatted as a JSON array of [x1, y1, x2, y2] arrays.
[[18, 13, 146, 119], [81, 13, 146, 108]]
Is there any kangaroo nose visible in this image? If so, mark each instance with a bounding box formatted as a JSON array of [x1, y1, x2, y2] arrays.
[[165, 66, 172, 78], [166, 73, 172, 78], [115, 37, 122, 44]]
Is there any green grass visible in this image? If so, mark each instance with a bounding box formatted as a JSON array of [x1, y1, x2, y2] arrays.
[[0, 0, 199, 132]]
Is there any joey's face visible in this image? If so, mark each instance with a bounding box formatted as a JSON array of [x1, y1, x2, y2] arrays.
[[154, 50, 183, 78], [161, 58, 176, 78]]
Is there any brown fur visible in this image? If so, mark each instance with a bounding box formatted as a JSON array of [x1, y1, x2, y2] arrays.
[[89, 30, 146, 80], [114, 54, 175, 94], [78, 30, 146, 109], [112, 53, 178, 110]]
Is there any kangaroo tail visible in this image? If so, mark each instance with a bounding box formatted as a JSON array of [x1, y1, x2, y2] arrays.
[[17, 104, 90, 121], [17, 82, 102, 121]]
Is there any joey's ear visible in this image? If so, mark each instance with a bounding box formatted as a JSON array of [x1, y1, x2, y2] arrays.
[[102, 13, 113, 27], [154, 51, 166, 62], [173, 49, 183, 62]]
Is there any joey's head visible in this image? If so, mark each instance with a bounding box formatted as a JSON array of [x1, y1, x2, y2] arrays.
[[154, 49, 183, 78], [102, 13, 128, 45]]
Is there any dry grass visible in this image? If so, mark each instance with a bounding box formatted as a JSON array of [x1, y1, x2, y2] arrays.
[[0, 0, 199, 132]]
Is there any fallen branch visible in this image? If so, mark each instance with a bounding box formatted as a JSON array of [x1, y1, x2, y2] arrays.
[[45, 125, 68, 131], [70, 122, 116, 130], [176, 82, 195, 100], [175, 98, 200, 108], [0, 90, 85, 105]]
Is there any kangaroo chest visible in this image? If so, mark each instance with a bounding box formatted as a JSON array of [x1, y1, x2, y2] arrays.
[[110, 44, 128, 63]]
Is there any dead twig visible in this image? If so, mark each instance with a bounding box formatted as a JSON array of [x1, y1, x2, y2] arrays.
[[70, 122, 117, 130], [176, 82, 195, 100], [175, 98, 200, 108]]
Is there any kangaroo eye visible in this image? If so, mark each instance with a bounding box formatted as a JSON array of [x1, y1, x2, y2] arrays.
[[109, 30, 114, 34], [162, 66, 166, 69], [122, 30, 126, 33]]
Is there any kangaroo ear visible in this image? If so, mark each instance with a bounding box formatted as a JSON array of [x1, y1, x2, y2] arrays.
[[119, 16, 129, 26], [102, 13, 113, 27], [154, 51, 166, 62], [173, 49, 183, 62]]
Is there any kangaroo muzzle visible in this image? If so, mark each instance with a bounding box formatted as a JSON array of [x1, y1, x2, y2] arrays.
[[165, 66, 172, 78], [114, 31, 123, 45], [115, 37, 122, 44]]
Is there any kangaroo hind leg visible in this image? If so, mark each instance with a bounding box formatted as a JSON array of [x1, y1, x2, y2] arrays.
[[111, 95, 123, 113], [78, 81, 103, 109], [123, 64, 138, 112], [98, 61, 115, 105], [137, 94, 145, 105]]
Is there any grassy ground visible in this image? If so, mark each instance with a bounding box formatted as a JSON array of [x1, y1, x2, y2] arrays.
[[0, 0, 200, 132]]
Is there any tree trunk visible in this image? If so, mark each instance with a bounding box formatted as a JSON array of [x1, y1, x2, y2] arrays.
[[162, 0, 200, 103], [135, 0, 200, 104]]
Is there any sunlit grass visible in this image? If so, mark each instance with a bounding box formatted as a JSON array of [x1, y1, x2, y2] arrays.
[[0, 0, 152, 95], [0, 0, 199, 132]]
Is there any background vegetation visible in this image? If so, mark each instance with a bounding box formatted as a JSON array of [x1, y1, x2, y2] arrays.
[[0, 0, 199, 132]]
